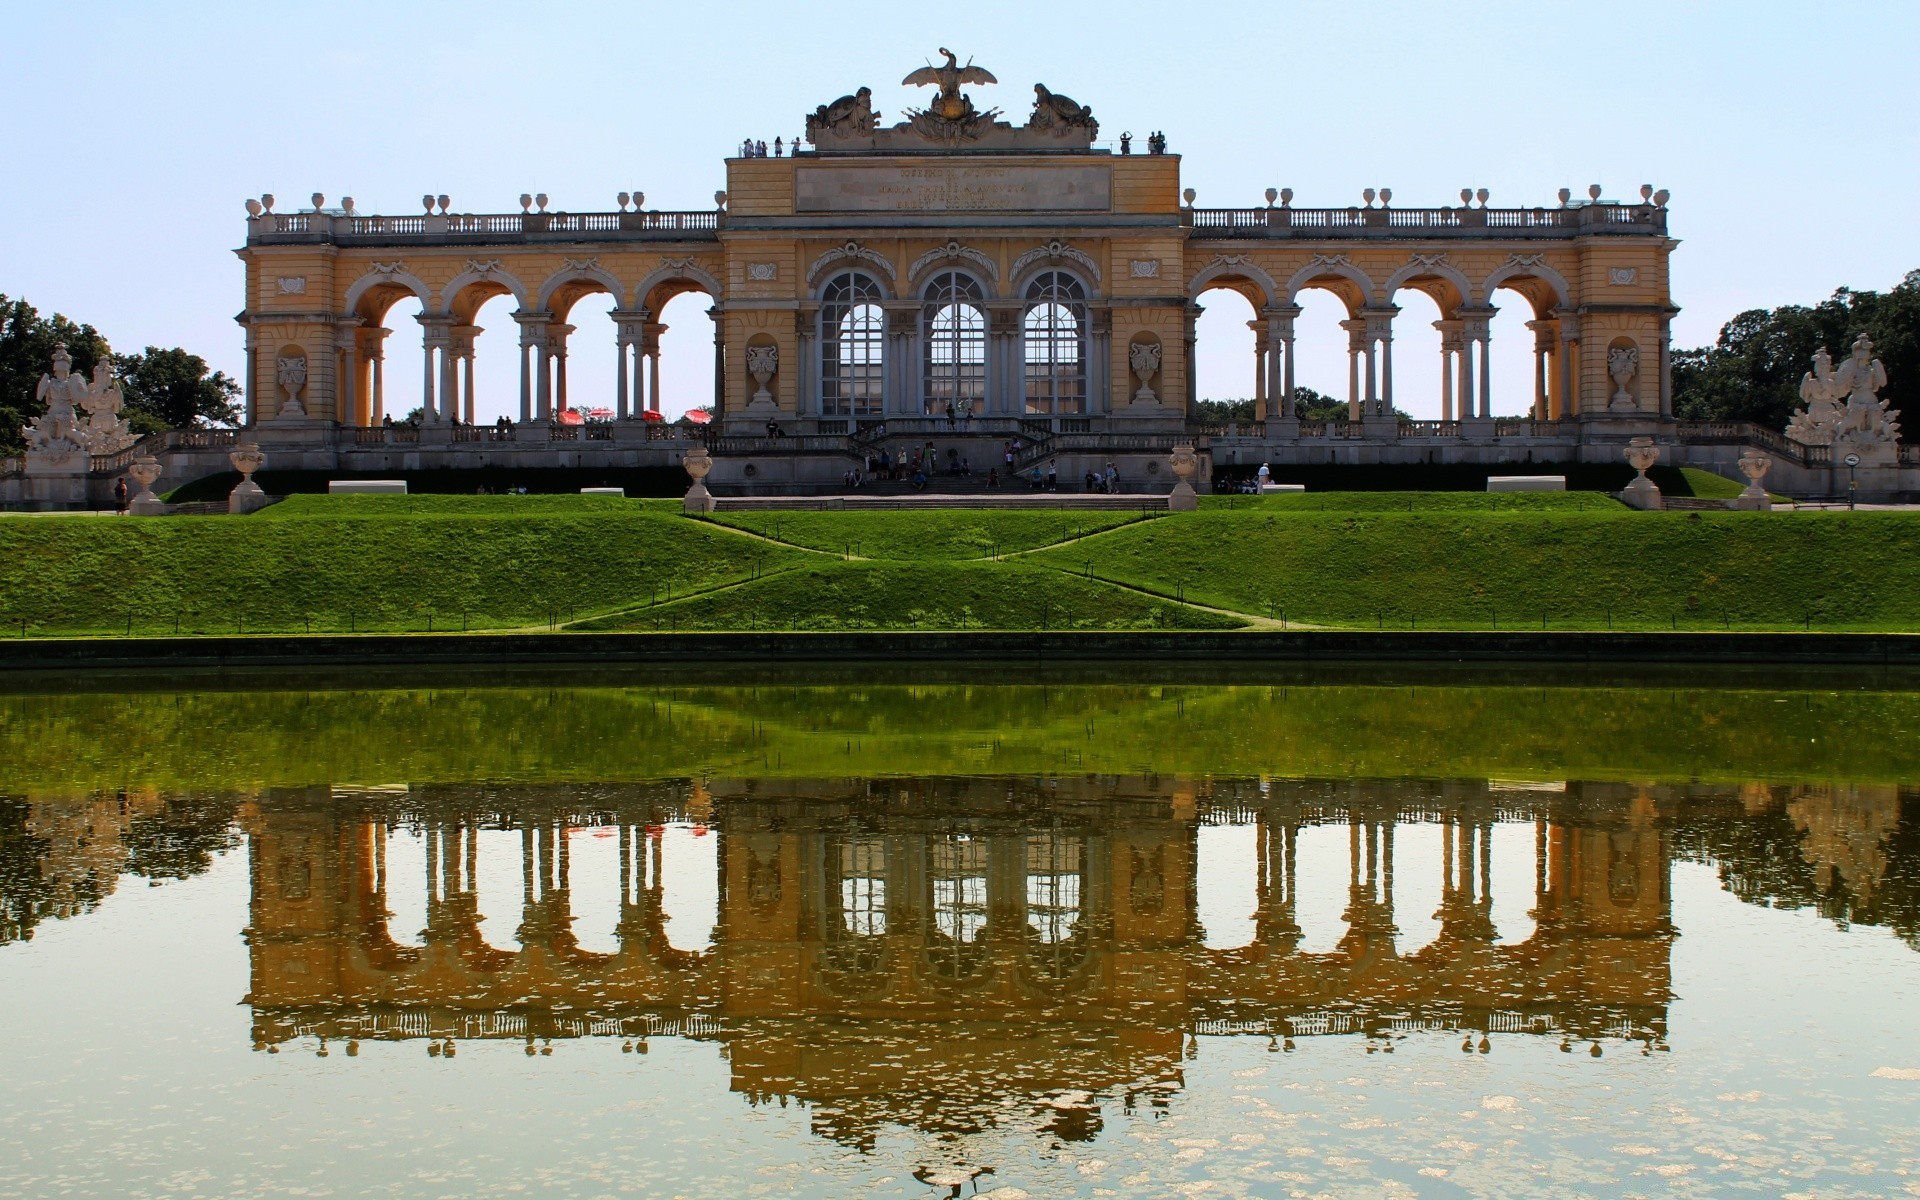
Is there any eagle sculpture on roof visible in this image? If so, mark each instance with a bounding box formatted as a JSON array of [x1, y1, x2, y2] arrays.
[[903, 48, 997, 123]]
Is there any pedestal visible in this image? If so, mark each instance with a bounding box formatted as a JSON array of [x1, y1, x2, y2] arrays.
[[1620, 477, 1663, 510], [683, 480, 716, 514], [229, 479, 270, 514]]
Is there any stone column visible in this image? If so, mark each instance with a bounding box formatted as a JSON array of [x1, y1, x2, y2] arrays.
[[709, 309, 726, 417], [1458, 308, 1494, 430], [514, 312, 548, 423], [242, 328, 259, 427], [1248, 319, 1268, 419], [550, 323, 574, 413], [988, 305, 1022, 416], [418, 315, 455, 423], [1089, 307, 1112, 415], [1526, 319, 1555, 420], [646, 321, 666, 414], [1658, 314, 1674, 418], [882, 304, 915, 416], [795, 308, 818, 418], [611, 310, 646, 420], [1362, 306, 1398, 420], [450, 325, 479, 424], [334, 325, 361, 426], [1263, 306, 1297, 422], [367, 329, 388, 424], [1184, 304, 1203, 419], [1434, 319, 1463, 421], [1555, 312, 1581, 420], [1339, 318, 1366, 422]]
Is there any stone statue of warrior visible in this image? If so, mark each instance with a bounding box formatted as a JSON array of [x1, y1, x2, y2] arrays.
[[27, 343, 87, 450]]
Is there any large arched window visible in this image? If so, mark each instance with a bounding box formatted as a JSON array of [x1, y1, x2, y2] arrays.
[[922, 272, 987, 417], [1022, 271, 1087, 414], [819, 272, 885, 417]]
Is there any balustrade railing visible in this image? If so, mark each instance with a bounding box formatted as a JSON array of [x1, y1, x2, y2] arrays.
[[708, 434, 856, 456], [1296, 420, 1326, 439], [165, 428, 239, 449], [258, 208, 722, 244], [584, 423, 615, 441], [1399, 420, 1463, 438], [1186, 203, 1663, 239], [1185, 421, 1268, 440]]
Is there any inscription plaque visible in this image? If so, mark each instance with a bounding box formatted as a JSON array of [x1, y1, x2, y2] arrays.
[[796, 164, 1112, 213]]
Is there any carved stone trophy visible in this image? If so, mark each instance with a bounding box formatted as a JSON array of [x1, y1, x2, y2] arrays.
[[745, 345, 779, 406], [1608, 346, 1639, 412], [1130, 341, 1163, 405], [1621, 435, 1662, 509], [1787, 334, 1899, 465], [275, 354, 308, 420], [228, 443, 269, 514]]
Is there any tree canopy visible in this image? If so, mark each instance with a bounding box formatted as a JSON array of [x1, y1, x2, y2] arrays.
[[1673, 269, 1919, 439], [0, 294, 237, 454]]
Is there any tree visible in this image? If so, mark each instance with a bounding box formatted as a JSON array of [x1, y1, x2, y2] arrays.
[[1192, 388, 1339, 422], [112, 347, 241, 434], [1673, 269, 1919, 439], [0, 294, 112, 454]]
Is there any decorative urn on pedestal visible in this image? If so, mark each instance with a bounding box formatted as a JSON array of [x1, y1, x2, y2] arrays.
[[1734, 449, 1773, 510], [228, 443, 268, 514], [127, 455, 165, 516], [1620, 436, 1663, 510], [682, 446, 716, 514]]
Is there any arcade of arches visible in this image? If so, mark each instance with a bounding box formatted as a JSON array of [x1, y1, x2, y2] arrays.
[[228, 54, 1689, 493]]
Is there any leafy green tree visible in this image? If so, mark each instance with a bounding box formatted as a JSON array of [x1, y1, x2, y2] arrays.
[[112, 347, 241, 434], [0, 295, 112, 454], [1193, 388, 1339, 422], [1674, 269, 1919, 439]]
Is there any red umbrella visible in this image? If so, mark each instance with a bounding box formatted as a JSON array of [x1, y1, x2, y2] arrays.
[[684, 408, 713, 425], [556, 408, 585, 425], [641, 409, 665, 423]]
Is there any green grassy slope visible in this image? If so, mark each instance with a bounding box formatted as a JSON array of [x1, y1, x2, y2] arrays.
[[1031, 509, 1920, 630], [578, 559, 1246, 631], [0, 507, 803, 633], [704, 509, 1145, 559]]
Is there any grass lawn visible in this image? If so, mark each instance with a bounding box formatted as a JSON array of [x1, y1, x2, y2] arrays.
[[1030, 508, 1920, 631], [0, 503, 804, 634], [1, 491, 1914, 636], [577, 558, 1246, 632], [704, 508, 1146, 559]]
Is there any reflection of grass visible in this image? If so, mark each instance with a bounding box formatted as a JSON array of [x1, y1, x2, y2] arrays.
[[579, 559, 1244, 631], [4, 681, 1918, 790], [1034, 509, 1920, 631], [704, 510, 1145, 559]]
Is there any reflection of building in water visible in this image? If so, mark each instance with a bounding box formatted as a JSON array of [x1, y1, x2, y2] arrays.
[[241, 777, 1687, 1146]]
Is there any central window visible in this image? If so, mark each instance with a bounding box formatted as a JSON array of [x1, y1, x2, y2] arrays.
[[820, 272, 885, 417], [1022, 271, 1088, 415], [921, 272, 986, 417]]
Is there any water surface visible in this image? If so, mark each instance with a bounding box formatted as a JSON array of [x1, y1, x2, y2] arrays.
[[3, 678, 1918, 1198]]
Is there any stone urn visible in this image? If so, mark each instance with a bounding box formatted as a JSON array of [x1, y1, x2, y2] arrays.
[[128, 455, 165, 516], [1167, 443, 1199, 511], [228, 443, 269, 514], [1735, 449, 1773, 510], [1130, 340, 1163, 405], [1608, 345, 1639, 413], [1620, 436, 1663, 510], [682, 445, 716, 514], [745, 345, 778, 407]]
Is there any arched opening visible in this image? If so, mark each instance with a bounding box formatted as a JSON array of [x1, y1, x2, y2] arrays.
[[643, 281, 720, 422], [354, 291, 425, 425], [922, 271, 987, 419], [1384, 277, 1458, 421], [548, 286, 617, 419], [1287, 286, 1364, 420], [1022, 271, 1088, 415], [1486, 274, 1566, 419], [1192, 284, 1259, 419], [446, 285, 524, 426], [1196, 820, 1259, 949]]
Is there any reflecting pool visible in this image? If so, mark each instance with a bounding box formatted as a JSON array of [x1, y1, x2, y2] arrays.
[[3, 676, 1920, 1198]]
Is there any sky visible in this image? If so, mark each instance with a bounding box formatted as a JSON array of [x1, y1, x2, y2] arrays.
[[3, 1, 1915, 422]]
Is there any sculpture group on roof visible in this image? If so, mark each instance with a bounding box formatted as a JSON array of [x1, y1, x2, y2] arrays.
[[806, 49, 1098, 151]]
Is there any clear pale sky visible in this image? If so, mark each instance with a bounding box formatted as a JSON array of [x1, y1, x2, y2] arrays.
[[3, 1, 1914, 422]]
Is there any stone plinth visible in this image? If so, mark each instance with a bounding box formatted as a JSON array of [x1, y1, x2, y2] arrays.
[[1488, 475, 1566, 492], [328, 480, 408, 494]]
